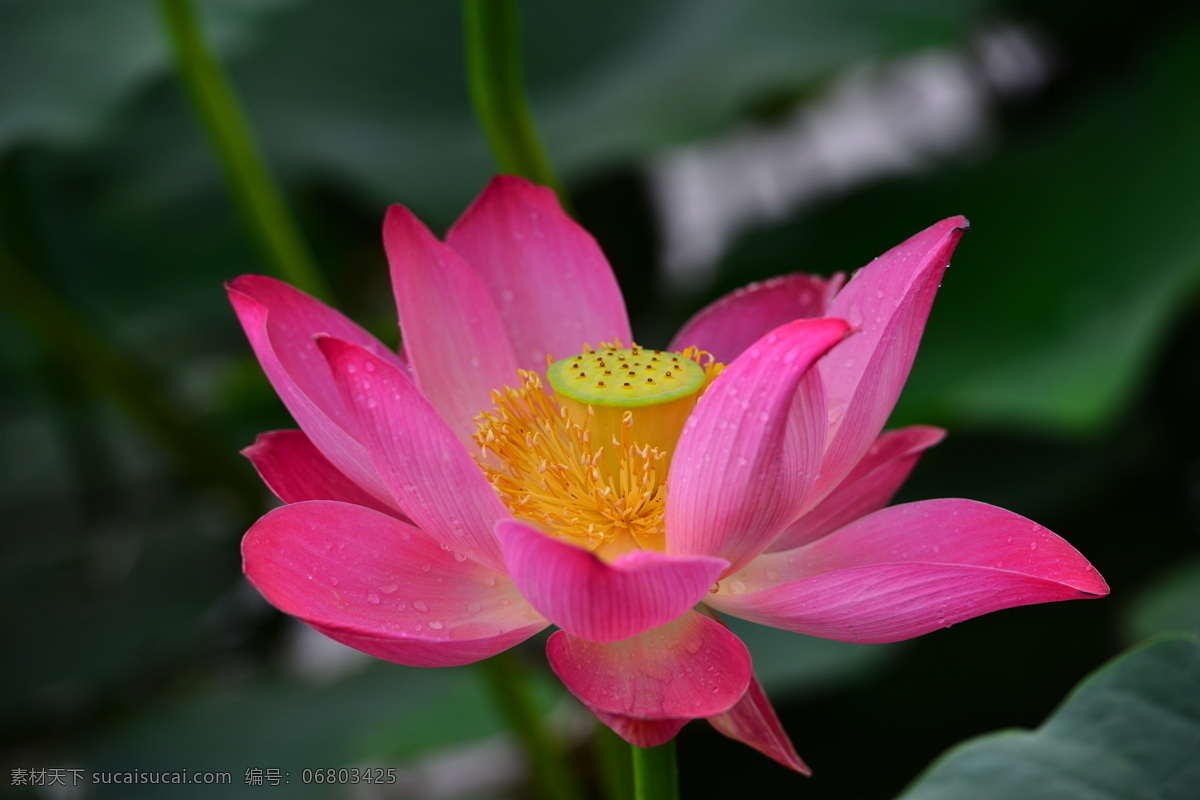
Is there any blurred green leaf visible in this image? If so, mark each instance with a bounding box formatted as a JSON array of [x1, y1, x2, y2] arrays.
[[717, 19, 1200, 435], [725, 617, 899, 697], [1122, 559, 1200, 643], [894, 636, 1200, 800], [0, 0, 295, 150], [66, 649, 565, 800]]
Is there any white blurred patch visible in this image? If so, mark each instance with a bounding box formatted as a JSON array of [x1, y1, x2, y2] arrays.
[[651, 24, 1054, 292]]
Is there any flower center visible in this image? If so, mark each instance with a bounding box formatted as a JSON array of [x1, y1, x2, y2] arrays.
[[474, 344, 722, 558]]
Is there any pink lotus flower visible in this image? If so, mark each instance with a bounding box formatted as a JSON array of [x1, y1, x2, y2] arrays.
[[229, 176, 1107, 772]]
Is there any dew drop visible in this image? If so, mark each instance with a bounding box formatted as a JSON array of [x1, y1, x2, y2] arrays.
[[364, 361, 376, 372], [428, 620, 444, 630], [453, 551, 468, 562], [379, 583, 398, 594], [686, 640, 702, 654], [728, 580, 747, 595], [1029, 542, 1037, 551], [413, 600, 429, 613], [366, 592, 381, 604], [329, 576, 340, 586], [421, 563, 432, 572], [483, 575, 497, 587], [467, 602, 482, 614]]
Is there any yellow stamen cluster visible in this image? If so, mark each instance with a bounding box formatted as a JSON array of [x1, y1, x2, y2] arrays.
[[473, 343, 723, 556]]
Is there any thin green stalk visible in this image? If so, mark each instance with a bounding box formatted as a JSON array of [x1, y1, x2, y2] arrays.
[[463, 0, 566, 205], [155, 0, 331, 301], [478, 652, 585, 800], [0, 247, 257, 508], [632, 740, 679, 800]]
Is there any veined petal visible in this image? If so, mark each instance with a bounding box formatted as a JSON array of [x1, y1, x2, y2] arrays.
[[496, 519, 727, 643], [447, 175, 632, 369], [770, 425, 945, 552], [669, 273, 844, 363], [709, 673, 810, 774], [666, 318, 851, 572], [384, 204, 520, 442], [318, 336, 509, 572], [708, 499, 1108, 643], [243, 430, 401, 518], [816, 217, 967, 499], [226, 275, 406, 506], [242, 501, 546, 668], [546, 611, 752, 718]]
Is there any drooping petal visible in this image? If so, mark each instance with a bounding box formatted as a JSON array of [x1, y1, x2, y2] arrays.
[[496, 519, 727, 643], [242, 501, 547, 668], [816, 217, 967, 499], [318, 336, 509, 572], [447, 176, 632, 369], [669, 273, 845, 363], [666, 318, 851, 572], [226, 275, 406, 505], [242, 429, 400, 517], [708, 673, 810, 774], [591, 710, 689, 748], [547, 611, 752, 719], [707, 499, 1108, 643], [384, 204, 520, 442], [770, 425, 945, 552]]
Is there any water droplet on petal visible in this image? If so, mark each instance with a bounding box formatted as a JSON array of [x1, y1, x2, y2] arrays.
[[413, 600, 429, 613], [364, 361, 376, 372], [366, 592, 381, 605], [428, 620, 444, 630], [379, 583, 398, 594], [453, 551, 468, 562], [421, 563, 432, 572], [467, 602, 482, 614], [483, 575, 497, 587]]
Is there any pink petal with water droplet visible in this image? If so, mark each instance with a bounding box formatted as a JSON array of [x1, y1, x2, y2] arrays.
[[709, 672, 810, 774], [496, 519, 726, 643], [447, 176, 631, 369], [384, 204, 520, 442], [243, 429, 402, 518], [243, 501, 545, 667], [708, 499, 1108, 643], [226, 275, 407, 507], [669, 273, 844, 363], [546, 611, 751, 718], [816, 217, 967, 499], [667, 318, 850, 572], [770, 425, 945, 552], [318, 336, 509, 572]]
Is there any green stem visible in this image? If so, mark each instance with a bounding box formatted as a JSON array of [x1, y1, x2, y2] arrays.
[[478, 652, 585, 800], [155, 0, 331, 301], [632, 740, 679, 800], [463, 0, 567, 205]]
